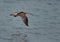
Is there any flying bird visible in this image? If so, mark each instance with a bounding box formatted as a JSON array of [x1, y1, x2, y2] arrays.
[[10, 12, 29, 26]]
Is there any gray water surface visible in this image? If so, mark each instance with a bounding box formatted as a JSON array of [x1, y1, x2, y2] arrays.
[[0, 0, 60, 42]]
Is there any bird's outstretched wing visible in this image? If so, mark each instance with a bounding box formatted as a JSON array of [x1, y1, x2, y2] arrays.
[[22, 16, 28, 26]]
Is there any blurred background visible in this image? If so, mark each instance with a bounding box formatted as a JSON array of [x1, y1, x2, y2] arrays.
[[0, 0, 60, 42]]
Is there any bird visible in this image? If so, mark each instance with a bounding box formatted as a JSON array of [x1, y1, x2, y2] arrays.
[[10, 12, 29, 26]]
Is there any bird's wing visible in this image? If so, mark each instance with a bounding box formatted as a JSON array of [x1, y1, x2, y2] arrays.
[[21, 16, 28, 26]]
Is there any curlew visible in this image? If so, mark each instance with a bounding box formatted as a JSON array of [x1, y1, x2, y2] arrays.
[[10, 12, 29, 26]]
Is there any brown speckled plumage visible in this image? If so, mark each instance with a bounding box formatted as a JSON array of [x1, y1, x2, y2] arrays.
[[10, 12, 29, 26]]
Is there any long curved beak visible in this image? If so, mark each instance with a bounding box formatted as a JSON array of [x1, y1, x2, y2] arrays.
[[10, 14, 13, 16]]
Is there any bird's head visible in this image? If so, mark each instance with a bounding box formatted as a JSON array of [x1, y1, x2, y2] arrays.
[[10, 12, 19, 17]]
